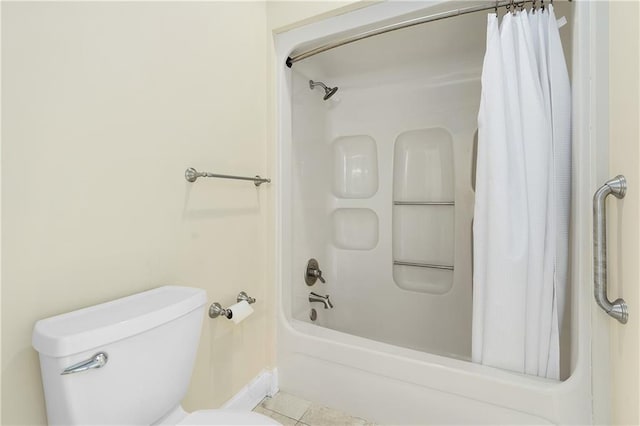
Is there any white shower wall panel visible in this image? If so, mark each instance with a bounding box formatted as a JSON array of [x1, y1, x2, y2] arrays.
[[393, 127, 455, 202], [292, 72, 479, 358], [291, 70, 334, 322]]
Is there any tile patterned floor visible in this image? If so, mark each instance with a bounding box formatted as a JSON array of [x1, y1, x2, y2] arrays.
[[253, 392, 373, 426]]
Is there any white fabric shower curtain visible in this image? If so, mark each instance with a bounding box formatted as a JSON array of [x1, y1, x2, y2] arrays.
[[472, 5, 571, 380]]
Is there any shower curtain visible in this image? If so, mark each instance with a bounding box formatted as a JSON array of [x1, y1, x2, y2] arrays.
[[472, 5, 571, 380]]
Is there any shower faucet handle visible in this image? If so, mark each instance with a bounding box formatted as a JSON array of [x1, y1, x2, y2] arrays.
[[312, 269, 326, 283], [305, 258, 325, 285]]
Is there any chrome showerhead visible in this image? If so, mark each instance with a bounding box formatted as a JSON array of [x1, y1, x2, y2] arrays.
[[324, 86, 338, 100], [309, 80, 338, 100]]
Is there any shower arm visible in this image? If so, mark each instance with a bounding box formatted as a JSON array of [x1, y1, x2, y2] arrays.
[[309, 80, 329, 91], [593, 175, 628, 324]]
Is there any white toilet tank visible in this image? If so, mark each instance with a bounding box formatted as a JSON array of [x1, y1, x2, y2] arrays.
[[32, 286, 207, 425]]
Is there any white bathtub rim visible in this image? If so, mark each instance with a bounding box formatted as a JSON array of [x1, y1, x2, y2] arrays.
[[279, 309, 586, 390], [278, 310, 590, 423]]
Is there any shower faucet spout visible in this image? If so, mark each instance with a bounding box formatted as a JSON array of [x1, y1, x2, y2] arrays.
[[309, 292, 333, 309]]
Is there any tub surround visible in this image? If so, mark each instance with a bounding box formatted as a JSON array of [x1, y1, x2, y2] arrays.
[[276, 1, 593, 424]]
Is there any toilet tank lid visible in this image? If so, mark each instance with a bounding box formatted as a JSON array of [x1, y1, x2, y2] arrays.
[[32, 286, 207, 357]]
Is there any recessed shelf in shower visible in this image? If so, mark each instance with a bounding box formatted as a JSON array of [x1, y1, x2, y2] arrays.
[[332, 208, 379, 250], [332, 135, 378, 199], [392, 127, 455, 294]]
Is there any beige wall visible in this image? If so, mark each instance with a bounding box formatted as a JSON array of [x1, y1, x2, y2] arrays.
[[1, 2, 270, 424], [266, 0, 370, 33], [608, 0, 640, 424]]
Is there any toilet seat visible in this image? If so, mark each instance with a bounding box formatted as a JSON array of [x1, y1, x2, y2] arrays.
[[177, 410, 280, 426]]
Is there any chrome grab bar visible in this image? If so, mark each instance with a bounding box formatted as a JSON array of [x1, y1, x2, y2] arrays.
[[593, 175, 628, 324], [61, 352, 108, 375]]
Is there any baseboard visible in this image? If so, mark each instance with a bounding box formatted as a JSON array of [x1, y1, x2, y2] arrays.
[[222, 368, 279, 411]]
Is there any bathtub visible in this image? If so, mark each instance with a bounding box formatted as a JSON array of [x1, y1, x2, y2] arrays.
[[274, 1, 606, 423]]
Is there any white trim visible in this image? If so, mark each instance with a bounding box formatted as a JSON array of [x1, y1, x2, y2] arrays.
[[586, 0, 612, 423], [221, 369, 279, 411]]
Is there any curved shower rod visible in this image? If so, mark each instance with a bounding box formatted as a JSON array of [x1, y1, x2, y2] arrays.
[[286, 0, 569, 67]]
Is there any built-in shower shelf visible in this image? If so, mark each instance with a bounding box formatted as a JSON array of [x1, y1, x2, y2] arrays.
[[392, 127, 455, 293], [393, 201, 455, 206], [393, 260, 454, 270]]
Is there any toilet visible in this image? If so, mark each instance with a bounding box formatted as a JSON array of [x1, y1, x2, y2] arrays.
[[32, 286, 280, 425]]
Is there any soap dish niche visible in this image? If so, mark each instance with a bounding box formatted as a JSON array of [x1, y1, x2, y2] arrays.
[[332, 135, 378, 199], [332, 208, 379, 250]]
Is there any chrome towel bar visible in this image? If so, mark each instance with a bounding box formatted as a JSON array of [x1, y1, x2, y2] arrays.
[[593, 175, 628, 324], [185, 168, 271, 187]]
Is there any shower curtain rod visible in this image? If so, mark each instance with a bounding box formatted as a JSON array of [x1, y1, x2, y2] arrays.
[[286, 0, 567, 67]]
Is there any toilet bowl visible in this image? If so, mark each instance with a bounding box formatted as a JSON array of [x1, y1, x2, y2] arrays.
[[32, 286, 279, 425]]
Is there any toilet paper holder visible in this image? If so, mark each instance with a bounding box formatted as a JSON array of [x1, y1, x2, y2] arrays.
[[209, 291, 256, 319]]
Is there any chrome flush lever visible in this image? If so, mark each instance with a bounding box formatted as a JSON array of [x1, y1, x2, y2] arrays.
[[61, 352, 108, 375]]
